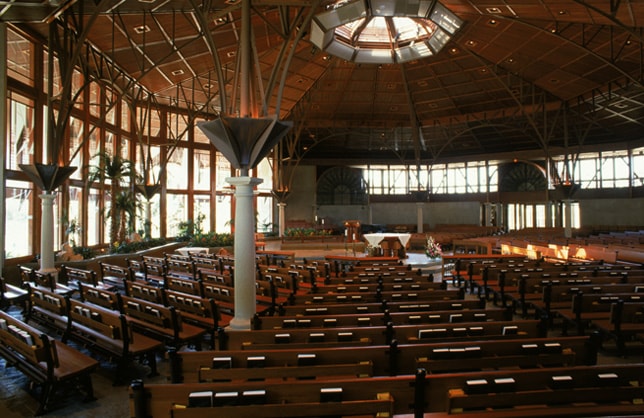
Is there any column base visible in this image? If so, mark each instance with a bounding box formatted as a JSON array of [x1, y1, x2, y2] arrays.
[[227, 316, 252, 331]]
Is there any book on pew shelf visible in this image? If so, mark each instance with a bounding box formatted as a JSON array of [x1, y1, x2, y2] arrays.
[[465, 346, 482, 357], [596, 373, 620, 386], [468, 326, 484, 336], [90, 311, 101, 322], [430, 348, 450, 359], [241, 390, 266, 405], [298, 353, 317, 366], [357, 317, 371, 326], [337, 332, 353, 342], [275, 333, 290, 344], [356, 306, 368, 312], [493, 377, 516, 392], [323, 318, 337, 327], [473, 313, 487, 321], [465, 379, 490, 394], [550, 375, 574, 389], [282, 319, 296, 328], [418, 328, 447, 339], [521, 343, 540, 355], [0, 319, 7, 331], [543, 342, 562, 354], [212, 356, 232, 369], [213, 391, 239, 406], [452, 327, 468, 337], [502, 325, 518, 336], [298, 319, 312, 327], [320, 387, 343, 403], [449, 314, 463, 323], [246, 356, 265, 368], [428, 315, 441, 323], [188, 391, 213, 408], [308, 333, 325, 343], [408, 315, 421, 324]]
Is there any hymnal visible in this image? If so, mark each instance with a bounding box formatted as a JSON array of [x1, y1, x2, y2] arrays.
[[188, 391, 213, 408]]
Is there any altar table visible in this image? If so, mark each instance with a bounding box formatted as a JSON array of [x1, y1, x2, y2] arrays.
[[362, 233, 412, 258]]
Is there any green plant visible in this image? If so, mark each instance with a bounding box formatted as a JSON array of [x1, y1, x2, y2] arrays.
[[72, 246, 96, 260], [111, 237, 168, 254], [86, 152, 136, 246], [176, 213, 233, 248]]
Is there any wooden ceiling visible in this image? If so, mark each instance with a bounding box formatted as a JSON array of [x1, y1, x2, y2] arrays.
[[3, 0, 644, 165]]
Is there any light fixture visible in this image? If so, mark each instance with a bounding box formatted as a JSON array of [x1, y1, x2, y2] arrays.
[[310, 0, 462, 64], [133, 25, 150, 34]]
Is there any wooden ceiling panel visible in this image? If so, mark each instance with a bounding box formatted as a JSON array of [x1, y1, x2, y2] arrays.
[[2, 0, 641, 164]]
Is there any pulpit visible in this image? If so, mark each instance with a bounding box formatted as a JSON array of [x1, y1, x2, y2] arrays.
[[344, 220, 361, 243]]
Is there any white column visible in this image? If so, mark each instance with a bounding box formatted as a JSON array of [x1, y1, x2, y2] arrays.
[[226, 176, 262, 330], [278, 202, 286, 237], [39, 192, 57, 276], [563, 199, 572, 238], [416, 202, 424, 233]]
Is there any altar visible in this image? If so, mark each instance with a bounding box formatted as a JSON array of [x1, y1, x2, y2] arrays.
[[362, 233, 412, 258]]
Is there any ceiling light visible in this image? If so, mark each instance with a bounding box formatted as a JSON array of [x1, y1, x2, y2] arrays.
[[485, 7, 502, 14], [310, 0, 462, 64], [214, 16, 228, 25], [171, 69, 184, 76], [133, 25, 150, 34]]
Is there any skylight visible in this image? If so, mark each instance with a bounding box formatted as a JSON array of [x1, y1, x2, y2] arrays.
[[310, 0, 462, 64]]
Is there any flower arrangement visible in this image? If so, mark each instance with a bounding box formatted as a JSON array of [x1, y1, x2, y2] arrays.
[[425, 235, 443, 258]]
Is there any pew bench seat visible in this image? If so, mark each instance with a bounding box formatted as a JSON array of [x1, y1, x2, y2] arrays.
[[0, 310, 98, 415]]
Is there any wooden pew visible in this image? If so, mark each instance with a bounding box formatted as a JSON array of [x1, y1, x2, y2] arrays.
[[194, 354, 374, 382], [557, 292, 643, 335], [170, 335, 597, 382], [66, 297, 162, 383], [530, 282, 644, 324], [591, 300, 644, 354], [0, 276, 28, 311], [165, 289, 230, 348], [165, 258, 199, 281], [165, 275, 204, 297], [252, 307, 511, 330], [278, 298, 485, 316], [98, 261, 131, 291], [25, 285, 70, 334], [59, 264, 114, 291], [0, 310, 98, 415], [130, 364, 644, 418], [78, 283, 121, 310], [118, 293, 207, 349], [125, 280, 166, 305], [220, 319, 545, 350], [287, 288, 463, 305], [18, 265, 75, 297]]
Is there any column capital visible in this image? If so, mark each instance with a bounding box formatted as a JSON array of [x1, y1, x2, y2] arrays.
[[225, 176, 263, 187]]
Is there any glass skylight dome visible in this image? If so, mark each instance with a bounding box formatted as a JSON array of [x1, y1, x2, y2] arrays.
[[310, 0, 462, 64]]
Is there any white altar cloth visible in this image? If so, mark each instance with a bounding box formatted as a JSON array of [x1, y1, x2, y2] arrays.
[[176, 247, 210, 256], [363, 233, 412, 248]]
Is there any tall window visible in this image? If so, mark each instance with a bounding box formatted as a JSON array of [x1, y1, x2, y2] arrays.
[[6, 28, 33, 86], [6, 92, 35, 169], [5, 180, 33, 257]]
